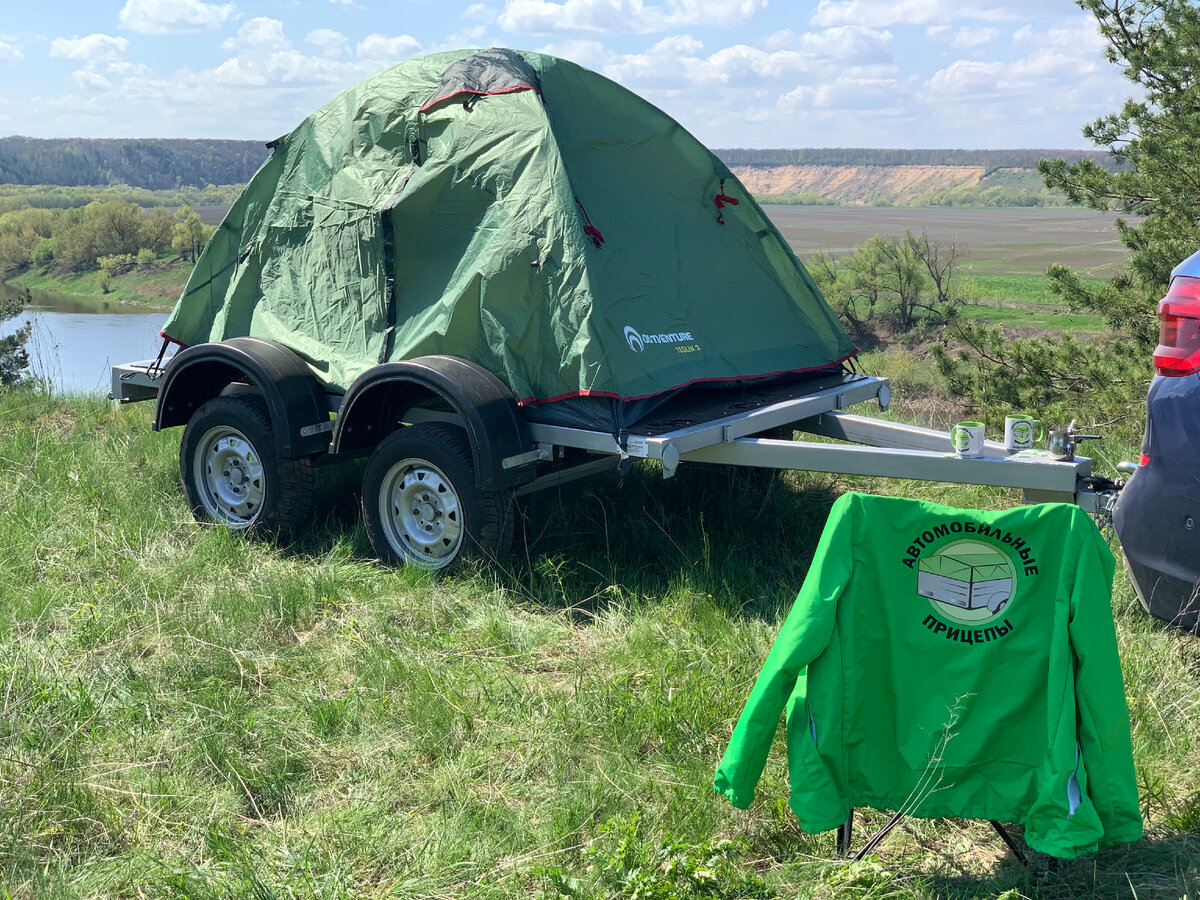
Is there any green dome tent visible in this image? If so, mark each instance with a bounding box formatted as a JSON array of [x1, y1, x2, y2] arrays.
[[162, 48, 856, 429]]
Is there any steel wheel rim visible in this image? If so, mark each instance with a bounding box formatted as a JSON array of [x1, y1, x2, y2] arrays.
[[379, 458, 463, 569], [193, 424, 266, 528]]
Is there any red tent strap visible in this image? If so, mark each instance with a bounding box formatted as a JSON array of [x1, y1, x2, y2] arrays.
[[576, 199, 605, 248], [715, 177, 740, 225]]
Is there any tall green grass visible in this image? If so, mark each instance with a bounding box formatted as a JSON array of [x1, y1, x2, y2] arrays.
[[0, 391, 1197, 899]]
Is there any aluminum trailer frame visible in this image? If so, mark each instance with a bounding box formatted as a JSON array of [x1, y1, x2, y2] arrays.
[[515, 376, 1103, 510], [112, 362, 1110, 511]]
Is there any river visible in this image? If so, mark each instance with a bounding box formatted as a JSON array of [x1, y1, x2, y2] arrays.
[[0, 206, 1128, 395], [0, 280, 169, 395]]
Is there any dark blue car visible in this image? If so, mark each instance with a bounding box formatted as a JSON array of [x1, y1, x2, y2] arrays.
[[1114, 250, 1200, 632]]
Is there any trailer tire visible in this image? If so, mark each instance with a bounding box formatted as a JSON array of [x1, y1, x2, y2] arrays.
[[180, 395, 315, 536], [362, 422, 513, 571]]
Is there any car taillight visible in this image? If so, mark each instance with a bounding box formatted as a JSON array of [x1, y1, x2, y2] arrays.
[[1155, 275, 1200, 375]]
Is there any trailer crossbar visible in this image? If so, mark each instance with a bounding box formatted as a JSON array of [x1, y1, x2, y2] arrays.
[[682, 437, 1089, 504]]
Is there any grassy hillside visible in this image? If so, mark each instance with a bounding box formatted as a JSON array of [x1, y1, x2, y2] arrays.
[[1, 391, 1197, 899]]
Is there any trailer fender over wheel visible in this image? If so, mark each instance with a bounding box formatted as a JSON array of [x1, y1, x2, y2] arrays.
[[362, 422, 513, 570], [180, 395, 315, 535]]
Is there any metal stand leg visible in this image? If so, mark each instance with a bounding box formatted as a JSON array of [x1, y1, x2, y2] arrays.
[[836, 811, 853, 856], [840, 816, 1045, 869], [851, 809, 905, 861], [989, 821, 1029, 867]]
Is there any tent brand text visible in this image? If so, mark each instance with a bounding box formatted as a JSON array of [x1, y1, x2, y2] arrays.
[[901, 520, 1039, 576], [624, 325, 695, 353]]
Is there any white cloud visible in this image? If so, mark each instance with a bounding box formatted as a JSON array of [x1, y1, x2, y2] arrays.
[[0, 41, 22, 62], [602, 35, 705, 85], [918, 17, 1130, 146], [779, 75, 902, 112], [200, 19, 419, 88], [951, 26, 999, 48], [796, 25, 894, 60], [499, 0, 767, 35], [813, 0, 1024, 27], [928, 19, 1108, 100], [50, 34, 130, 61], [927, 25, 999, 48], [601, 27, 892, 88], [926, 58, 1005, 97], [119, 0, 236, 35], [72, 69, 114, 90], [223, 18, 289, 52], [307, 28, 349, 57], [537, 38, 614, 69], [464, 3, 499, 25], [356, 33, 421, 62]]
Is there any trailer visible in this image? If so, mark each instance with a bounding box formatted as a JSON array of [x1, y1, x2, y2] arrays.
[[112, 346, 1117, 571], [108, 49, 1121, 569]]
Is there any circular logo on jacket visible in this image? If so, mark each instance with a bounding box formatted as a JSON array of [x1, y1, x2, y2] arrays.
[[624, 325, 644, 353], [916, 539, 1015, 624]]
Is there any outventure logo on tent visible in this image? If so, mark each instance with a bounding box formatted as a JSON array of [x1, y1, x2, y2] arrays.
[[624, 325, 695, 353]]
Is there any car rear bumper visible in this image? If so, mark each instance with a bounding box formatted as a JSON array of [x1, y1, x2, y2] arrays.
[[1113, 374, 1200, 632]]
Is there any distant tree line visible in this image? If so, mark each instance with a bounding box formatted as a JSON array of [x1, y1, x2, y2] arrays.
[[0, 200, 214, 277], [0, 183, 243, 214], [0, 137, 267, 189], [715, 147, 1122, 170]]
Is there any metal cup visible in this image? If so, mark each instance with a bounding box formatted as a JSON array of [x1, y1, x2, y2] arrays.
[[1047, 427, 1074, 460], [1047, 424, 1102, 461]]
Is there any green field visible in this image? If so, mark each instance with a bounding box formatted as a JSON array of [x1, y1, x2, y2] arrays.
[[958, 274, 1111, 333], [2, 393, 1198, 899], [769, 206, 1129, 278], [765, 206, 1130, 334]]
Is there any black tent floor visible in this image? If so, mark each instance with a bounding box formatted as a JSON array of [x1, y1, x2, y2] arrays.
[[521, 368, 863, 435]]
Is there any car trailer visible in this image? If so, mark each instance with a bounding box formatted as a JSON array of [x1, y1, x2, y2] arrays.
[[112, 344, 1117, 572]]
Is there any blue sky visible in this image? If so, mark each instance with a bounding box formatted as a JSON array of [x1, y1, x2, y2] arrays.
[[0, 0, 1133, 148]]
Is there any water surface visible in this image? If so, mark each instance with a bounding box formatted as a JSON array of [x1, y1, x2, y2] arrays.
[[0, 281, 168, 395]]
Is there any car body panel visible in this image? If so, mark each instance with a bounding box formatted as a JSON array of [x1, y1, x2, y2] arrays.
[[1114, 372, 1200, 632]]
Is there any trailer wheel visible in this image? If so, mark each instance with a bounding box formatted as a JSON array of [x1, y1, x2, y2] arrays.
[[180, 395, 315, 535], [362, 422, 513, 571]]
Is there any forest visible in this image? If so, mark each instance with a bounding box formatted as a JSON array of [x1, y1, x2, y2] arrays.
[[0, 137, 267, 189], [0, 198, 213, 279]]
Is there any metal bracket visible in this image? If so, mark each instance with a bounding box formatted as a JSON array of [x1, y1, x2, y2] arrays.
[[299, 419, 336, 438], [501, 443, 554, 470]]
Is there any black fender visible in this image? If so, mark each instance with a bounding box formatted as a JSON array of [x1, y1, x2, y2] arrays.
[[332, 356, 534, 491], [154, 337, 331, 459]]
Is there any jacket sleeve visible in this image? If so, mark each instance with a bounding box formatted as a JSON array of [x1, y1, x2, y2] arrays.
[[1070, 520, 1143, 847], [713, 495, 855, 809]]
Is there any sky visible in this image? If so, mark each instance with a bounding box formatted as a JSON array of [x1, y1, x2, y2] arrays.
[[0, 0, 1135, 149]]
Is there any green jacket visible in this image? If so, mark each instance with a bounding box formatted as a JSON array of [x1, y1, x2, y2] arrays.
[[714, 492, 1141, 859]]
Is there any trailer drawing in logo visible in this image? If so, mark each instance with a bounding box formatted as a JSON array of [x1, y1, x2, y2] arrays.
[[918, 539, 1015, 623]]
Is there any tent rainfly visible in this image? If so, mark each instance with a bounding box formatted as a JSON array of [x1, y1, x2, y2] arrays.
[[162, 48, 857, 430]]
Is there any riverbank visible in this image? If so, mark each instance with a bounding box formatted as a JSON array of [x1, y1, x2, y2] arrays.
[[6, 260, 185, 311]]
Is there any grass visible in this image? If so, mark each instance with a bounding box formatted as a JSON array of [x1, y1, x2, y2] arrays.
[[952, 274, 1113, 333], [1, 389, 1199, 898]]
